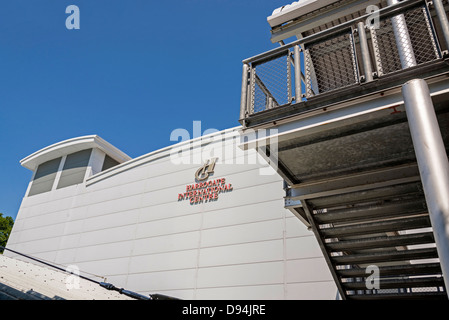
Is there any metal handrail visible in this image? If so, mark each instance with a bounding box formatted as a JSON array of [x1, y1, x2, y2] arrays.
[[240, 0, 449, 122], [242, 0, 424, 65]]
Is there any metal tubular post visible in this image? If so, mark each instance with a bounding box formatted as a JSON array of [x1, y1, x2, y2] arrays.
[[387, 0, 417, 68], [240, 63, 249, 120], [402, 79, 449, 297], [294, 45, 302, 103], [268, 97, 273, 110], [287, 53, 292, 103], [357, 22, 374, 82], [433, 0, 449, 52]]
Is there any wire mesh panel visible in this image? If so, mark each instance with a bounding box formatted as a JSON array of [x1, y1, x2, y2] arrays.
[[370, 5, 440, 76], [250, 51, 292, 114], [406, 6, 440, 63], [371, 18, 402, 75], [240, 2, 444, 121], [304, 31, 359, 98]]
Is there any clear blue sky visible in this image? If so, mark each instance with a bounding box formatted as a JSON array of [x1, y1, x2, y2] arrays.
[[0, 0, 291, 220]]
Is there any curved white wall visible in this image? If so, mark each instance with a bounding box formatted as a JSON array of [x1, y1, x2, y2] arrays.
[[6, 128, 337, 300]]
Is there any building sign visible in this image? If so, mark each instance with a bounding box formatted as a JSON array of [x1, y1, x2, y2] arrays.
[[178, 158, 233, 205], [195, 158, 217, 181]]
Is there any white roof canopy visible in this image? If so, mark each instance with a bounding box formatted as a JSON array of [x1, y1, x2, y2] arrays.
[[268, 0, 341, 28], [20, 135, 131, 171]]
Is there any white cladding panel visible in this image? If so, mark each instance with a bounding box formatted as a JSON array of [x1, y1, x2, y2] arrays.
[[6, 128, 337, 299]]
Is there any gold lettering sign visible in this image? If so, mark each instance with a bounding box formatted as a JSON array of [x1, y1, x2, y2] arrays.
[[178, 158, 233, 205], [195, 157, 217, 181]]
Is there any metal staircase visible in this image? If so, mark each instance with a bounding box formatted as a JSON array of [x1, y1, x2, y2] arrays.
[[280, 103, 449, 299], [301, 177, 447, 299], [238, 0, 449, 300]]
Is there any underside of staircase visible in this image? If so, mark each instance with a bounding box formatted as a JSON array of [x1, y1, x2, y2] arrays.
[[282, 101, 449, 299]]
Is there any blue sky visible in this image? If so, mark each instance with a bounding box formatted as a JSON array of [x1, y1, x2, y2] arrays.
[[0, 0, 291, 220]]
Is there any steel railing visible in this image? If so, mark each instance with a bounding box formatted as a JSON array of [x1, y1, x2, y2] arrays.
[[239, 0, 449, 121]]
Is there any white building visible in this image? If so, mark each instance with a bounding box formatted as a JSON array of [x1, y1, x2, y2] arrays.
[[4, 127, 337, 300], [5, 0, 449, 300]]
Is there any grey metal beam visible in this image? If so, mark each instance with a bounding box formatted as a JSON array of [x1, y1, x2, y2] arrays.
[[313, 198, 428, 224], [288, 163, 421, 200], [254, 74, 280, 109], [320, 215, 431, 238], [402, 78, 449, 298], [338, 262, 442, 278], [348, 292, 447, 300], [343, 276, 445, 290], [327, 232, 435, 251], [332, 247, 439, 265]]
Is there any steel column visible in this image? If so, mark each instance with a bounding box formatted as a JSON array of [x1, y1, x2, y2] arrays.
[[357, 22, 374, 82], [433, 0, 449, 51], [294, 45, 302, 103], [402, 78, 449, 297], [387, 0, 417, 69], [240, 63, 249, 120]]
